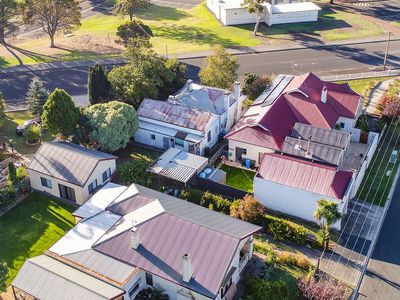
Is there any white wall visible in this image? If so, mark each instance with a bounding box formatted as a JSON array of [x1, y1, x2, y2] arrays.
[[222, 8, 260, 26], [227, 139, 274, 166], [254, 176, 345, 230], [28, 159, 116, 205], [268, 9, 319, 26]]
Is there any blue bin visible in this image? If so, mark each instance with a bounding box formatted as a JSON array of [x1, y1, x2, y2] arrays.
[[245, 159, 251, 169]]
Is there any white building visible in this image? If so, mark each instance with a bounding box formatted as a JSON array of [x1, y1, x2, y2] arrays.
[[12, 183, 261, 300], [28, 142, 117, 205], [225, 73, 363, 167], [254, 153, 354, 229], [135, 82, 244, 156], [206, 0, 321, 26]]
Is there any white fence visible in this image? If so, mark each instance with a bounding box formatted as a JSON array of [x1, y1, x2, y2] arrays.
[[350, 131, 380, 198], [322, 69, 400, 82]]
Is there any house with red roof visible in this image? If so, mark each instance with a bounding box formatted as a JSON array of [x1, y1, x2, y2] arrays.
[[225, 72, 362, 166], [254, 153, 354, 229]]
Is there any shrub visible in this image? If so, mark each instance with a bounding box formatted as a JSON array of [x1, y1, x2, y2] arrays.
[[276, 251, 311, 270], [0, 186, 16, 208], [355, 115, 369, 132], [230, 194, 264, 223], [118, 160, 156, 188], [298, 277, 351, 300], [16, 166, 28, 181], [244, 276, 289, 300], [200, 191, 231, 214], [242, 73, 271, 100], [24, 124, 41, 143], [180, 187, 203, 205], [8, 161, 17, 185]]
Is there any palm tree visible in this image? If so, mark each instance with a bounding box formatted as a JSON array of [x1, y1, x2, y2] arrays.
[[314, 199, 341, 251], [241, 0, 266, 36]]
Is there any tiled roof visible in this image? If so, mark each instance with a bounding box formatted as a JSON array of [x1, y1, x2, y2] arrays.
[[226, 72, 360, 150], [258, 153, 353, 199], [138, 98, 213, 132], [28, 142, 116, 187]]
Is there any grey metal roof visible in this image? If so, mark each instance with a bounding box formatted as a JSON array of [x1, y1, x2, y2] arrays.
[[291, 123, 350, 149], [63, 249, 135, 284], [282, 136, 344, 166], [12, 255, 125, 300], [138, 98, 214, 132], [28, 142, 117, 187]]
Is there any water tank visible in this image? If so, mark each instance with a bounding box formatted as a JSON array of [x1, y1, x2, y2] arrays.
[[204, 168, 212, 175], [199, 172, 206, 178], [245, 159, 251, 169]]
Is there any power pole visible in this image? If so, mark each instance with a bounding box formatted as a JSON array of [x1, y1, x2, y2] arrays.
[[383, 31, 392, 71]]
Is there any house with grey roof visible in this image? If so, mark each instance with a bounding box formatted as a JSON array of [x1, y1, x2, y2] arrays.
[[12, 183, 261, 300], [28, 142, 117, 205], [134, 81, 245, 156]]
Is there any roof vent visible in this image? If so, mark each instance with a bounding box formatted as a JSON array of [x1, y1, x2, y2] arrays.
[[168, 95, 177, 104], [294, 136, 302, 150], [131, 227, 140, 250], [182, 253, 192, 283], [321, 85, 328, 104]]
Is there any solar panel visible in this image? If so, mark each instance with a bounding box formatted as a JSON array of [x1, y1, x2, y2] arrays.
[[261, 75, 294, 107], [252, 74, 285, 106]]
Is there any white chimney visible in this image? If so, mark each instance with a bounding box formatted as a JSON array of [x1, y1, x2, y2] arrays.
[[321, 85, 328, 104], [186, 79, 193, 92], [131, 227, 140, 249], [182, 253, 192, 283], [234, 81, 242, 121]]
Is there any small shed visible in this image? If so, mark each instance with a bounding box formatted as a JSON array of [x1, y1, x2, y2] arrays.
[[149, 148, 209, 184]]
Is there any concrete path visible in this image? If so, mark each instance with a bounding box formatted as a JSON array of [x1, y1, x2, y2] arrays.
[[366, 78, 396, 116]]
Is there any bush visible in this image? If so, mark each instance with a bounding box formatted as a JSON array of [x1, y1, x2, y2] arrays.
[[180, 187, 203, 205], [118, 160, 156, 188], [262, 215, 319, 247], [8, 161, 17, 185], [298, 277, 351, 300], [200, 191, 231, 214], [276, 251, 311, 270], [242, 73, 271, 100], [244, 277, 289, 300], [0, 186, 16, 208], [230, 195, 264, 223], [16, 166, 28, 181], [24, 124, 41, 143], [355, 115, 369, 132]]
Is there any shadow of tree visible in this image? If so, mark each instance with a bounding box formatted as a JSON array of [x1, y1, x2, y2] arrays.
[[0, 56, 10, 68], [154, 25, 237, 47], [136, 4, 190, 21]]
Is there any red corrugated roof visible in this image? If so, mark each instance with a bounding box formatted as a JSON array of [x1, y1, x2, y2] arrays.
[[258, 153, 353, 199], [226, 72, 360, 150]]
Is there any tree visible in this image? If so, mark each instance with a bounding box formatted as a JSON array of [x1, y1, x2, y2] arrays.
[[116, 20, 152, 47], [87, 64, 111, 105], [158, 58, 187, 99], [313, 199, 341, 251], [230, 194, 264, 223], [26, 77, 50, 117], [7, 161, 16, 185], [382, 96, 400, 119], [298, 277, 351, 300], [0, 92, 5, 128], [0, 0, 18, 45], [241, 0, 266, 36], [242, 72, 271, 100], [83, 101, 139, 152], [22, 0, 81, 48], [0, 259, 7, 293], [113, 0, 150, 21], [199, 47, 239, 90], [42, 88, 80, 138]]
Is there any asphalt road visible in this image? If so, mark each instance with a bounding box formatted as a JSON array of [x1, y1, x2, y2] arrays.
[[1, 39, 400, 106], [357, 181, 400, 299]]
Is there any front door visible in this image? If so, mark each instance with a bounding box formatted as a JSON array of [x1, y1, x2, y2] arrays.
[[235, 147, 246, 161], [58, 184, 76, 202], [163, 137, 170, 149]]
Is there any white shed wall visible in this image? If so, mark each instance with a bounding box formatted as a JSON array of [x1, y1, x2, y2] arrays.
[[227, 139, 274, 166]]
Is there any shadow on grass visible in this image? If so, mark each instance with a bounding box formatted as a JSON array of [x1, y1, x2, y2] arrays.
[[136, 4, 190, 21], [0, 55, 10, 68], [0, 193, 75, 284]]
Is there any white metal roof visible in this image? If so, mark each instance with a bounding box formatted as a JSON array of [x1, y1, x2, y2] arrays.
[[12, 255, 125, 300], [73, 183, 127, 219], [271, 2, 321, 13]]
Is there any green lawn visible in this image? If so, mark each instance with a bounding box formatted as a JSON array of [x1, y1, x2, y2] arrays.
[[114, 143, 162, 164], [0, 192, 75, 285], [0, 111, 54, 155], [0, 1, 384, 67], [337, 77, 392, 95], [356, 124, 400, 206], [220, 164, 256, 192]]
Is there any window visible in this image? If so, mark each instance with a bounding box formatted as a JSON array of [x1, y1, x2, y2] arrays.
[[340, 122, 345, 129], [145, 272, 153, 286], [88, 179, 98, 194], [40, 177, 52, 188], [221, 277, 233, 298], [207, 131, 212, 142], [151, 134, 156, 140], [175, 138, 184, 147], [102, 168, 112, 183], [128, 278, 141, 298]]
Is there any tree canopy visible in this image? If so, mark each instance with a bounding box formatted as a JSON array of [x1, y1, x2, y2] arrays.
[[41, 88, 80, 137], [199, 47, 239, 90], [26, 77, 50, 117], [0, 0, 18, 44], [22, 0, 81, 47], [116, 20, 153, 47], [83, 101, 139, 152], [87, 64, 111, 105], [113, 0, 150, 21], [241, 0, 266, 36], [0, 259, 7, 293], [230, 194, 264, 223]]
